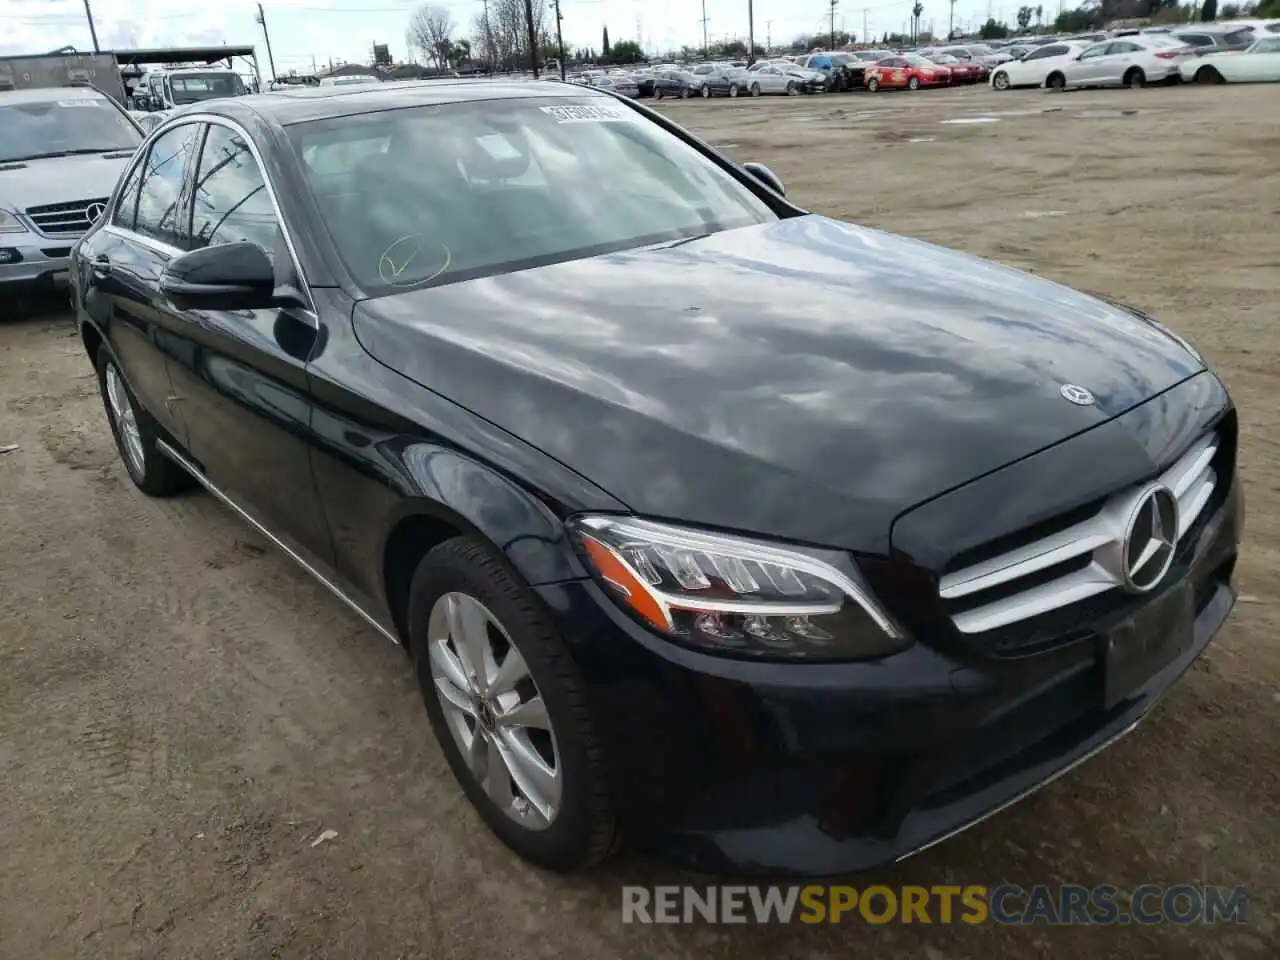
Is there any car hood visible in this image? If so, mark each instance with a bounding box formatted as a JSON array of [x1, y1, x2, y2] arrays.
[[0, 152, 135, 209], [353, 215, 1203, 554]]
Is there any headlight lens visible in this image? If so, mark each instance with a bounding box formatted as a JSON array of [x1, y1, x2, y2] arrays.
[[569, 515, 909, 661], [0, 209, 26, 234]]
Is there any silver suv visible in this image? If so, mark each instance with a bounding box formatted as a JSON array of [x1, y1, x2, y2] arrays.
[[0, 86, 142, 294]]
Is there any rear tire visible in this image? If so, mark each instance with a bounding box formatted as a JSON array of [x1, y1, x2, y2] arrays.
[[907, 76, 920, 91], [95, 347, 190, 497], [408, 537, 618, 873], [786, 81, 798, 95], [1124, 67, 1146, 88], [654, 86, 664, 100], [728, 83, 739, 97], [993, 70, 1009, 90], [750, 83, 761, 96], [867, 77, 880, 92], [700, 84, 710, 98], [1195, 66, 1224, 85], [680, 86, 690, 99]]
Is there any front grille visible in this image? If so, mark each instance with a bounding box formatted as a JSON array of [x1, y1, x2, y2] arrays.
[[939, 429, 1221, 638], [24, 197, 109, 238]]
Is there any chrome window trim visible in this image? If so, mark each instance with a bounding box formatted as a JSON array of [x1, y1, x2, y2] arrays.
[[105, 111, 317, 322], [156, 439, 400, 646]]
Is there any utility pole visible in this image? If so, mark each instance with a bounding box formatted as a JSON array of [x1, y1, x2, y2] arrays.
[[554, 0, 566, 80], [830, 0, 839, 49], [523, 0, 539, 77], [863, 7, 868, 44], [82, 0, 100, 52], [255, 3, 277, 81], [700, 0, 709, 57], [949, 0, 957, 39], [748, 0, 755, 63], [765, 19, 772, 53]]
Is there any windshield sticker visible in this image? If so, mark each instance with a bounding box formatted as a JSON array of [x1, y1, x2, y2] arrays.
[[538, 103, 635, 123], [57, 100, 102, 107]]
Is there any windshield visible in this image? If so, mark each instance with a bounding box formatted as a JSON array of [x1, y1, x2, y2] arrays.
[[0, 98, 142, 163], [291, 97, 777, 295], [168, 72, 247, 103]]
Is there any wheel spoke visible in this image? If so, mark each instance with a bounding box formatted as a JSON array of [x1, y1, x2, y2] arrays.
[[484, 737, 515, 808], [105, 369, 126, 421], [433, 675, 475, 718], [488, 646, 530, 698], [447, 594, 492, 694], [429, 638, 471, 695], [496, 729, 559, 821], [497, 694, 550, 731], [467, 726, 488, 779]]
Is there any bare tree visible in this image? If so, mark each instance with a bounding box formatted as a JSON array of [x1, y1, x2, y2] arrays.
[[470, 0, 550, 72], [407, 4, 456, 70]]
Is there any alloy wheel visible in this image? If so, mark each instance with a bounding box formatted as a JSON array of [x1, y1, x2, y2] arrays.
[[104, 364, 145, 477], [994, 71, 1009, 90], [427, 591, 561, 830]]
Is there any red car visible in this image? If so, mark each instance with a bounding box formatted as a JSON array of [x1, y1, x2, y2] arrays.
[[930, 54, 986, 83], [864, 54, 951, 91]]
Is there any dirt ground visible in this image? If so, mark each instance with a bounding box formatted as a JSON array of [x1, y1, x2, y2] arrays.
[[1, 83, 1277, 958]]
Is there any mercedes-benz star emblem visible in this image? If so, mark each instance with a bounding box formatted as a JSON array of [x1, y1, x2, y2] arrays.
[[1121, 486, 1179, 593], [1060, 383, 1096, 406], [85, 202, 107, 223]]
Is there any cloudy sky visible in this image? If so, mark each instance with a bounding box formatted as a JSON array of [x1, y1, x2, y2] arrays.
[[2, 0, 1008, 73]]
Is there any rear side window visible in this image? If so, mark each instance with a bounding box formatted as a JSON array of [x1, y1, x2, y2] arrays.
[[133, 122, 201, 247], [1027, 45, 1065, 60], [1226, 30, 1255, 45], [1177, 34, 1213, 47], [111, 157, 145, 230]]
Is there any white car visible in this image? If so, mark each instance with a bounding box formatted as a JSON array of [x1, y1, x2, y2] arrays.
[[1061, 36, 1195, 89], [1179, 35, 1280, 84], [318, 74, 381, 87], [990, 41, 1086, 90], [743, 64, 800, 96]]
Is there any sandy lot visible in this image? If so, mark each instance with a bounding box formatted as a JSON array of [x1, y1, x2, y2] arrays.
[[1, 84, 1277, 958]]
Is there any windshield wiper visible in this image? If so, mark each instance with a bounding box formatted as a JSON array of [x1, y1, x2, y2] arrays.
[[5, 148, 131, 161]]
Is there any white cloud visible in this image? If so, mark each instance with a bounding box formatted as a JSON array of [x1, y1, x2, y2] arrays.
[[2, 0, 997, 74]]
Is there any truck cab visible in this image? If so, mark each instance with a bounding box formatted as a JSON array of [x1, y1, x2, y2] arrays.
[[135, 67, 249, 111]]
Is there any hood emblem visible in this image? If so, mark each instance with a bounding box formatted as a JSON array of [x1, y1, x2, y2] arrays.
[[1122, 487, 1179, 593], [1059, 383, 1095, 406], [85, 201, 107, 222]]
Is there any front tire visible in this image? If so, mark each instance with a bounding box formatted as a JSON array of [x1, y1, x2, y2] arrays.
[[907, 76, 920, 91], [728, 83, 739, 97], [1124, 67, 1146, 88], [1195, 66, 1224, 85], [993, 70, 1010, 90], [408, 537, 617, 872], [786, 80, 798, 96], [96, 347, 189, 497], [750, 83, 761, 96], [1046, 71, 1065, 90], [700, 84, 710, 98], [654, 86, 664, 99], [680, 86, 690, 99], [867, 77, 880, 92]]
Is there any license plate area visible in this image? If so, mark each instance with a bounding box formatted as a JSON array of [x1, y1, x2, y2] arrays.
[[1100, 583, 1194, 709]]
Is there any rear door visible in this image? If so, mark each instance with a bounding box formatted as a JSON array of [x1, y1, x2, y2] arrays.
[[160, 119, 334, 567], [1068, 42, 1111, 84]]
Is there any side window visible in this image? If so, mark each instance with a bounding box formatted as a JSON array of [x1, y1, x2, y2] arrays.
[[1179, 35, 1212, 47], [134, 122, 201, 247], [1079, 44, 1108, 59], [190, 124, 280, 256], [111, 156, 145, 231]]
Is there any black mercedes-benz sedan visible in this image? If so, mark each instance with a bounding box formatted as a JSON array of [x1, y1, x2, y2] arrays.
[[69, 79, 1242, 877]]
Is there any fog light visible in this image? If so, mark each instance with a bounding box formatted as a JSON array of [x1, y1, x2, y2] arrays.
[[0, 248, 20, 264]]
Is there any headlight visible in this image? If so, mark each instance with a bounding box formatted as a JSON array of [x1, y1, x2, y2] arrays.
[[569, 515, 909, 661], [0, 209, 26, 234]]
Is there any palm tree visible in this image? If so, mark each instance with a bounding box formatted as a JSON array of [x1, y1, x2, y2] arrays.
[[912, 1, 924, 40], [1035, 4, 1043, 29]]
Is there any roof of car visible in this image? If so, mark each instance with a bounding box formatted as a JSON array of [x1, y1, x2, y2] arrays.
[[0, 85, 109, 105], [204, 77, 606, 126]]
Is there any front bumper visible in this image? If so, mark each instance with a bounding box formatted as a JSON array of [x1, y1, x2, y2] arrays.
[[0, 239, 74, 289], [537, 467, 1241, 877]]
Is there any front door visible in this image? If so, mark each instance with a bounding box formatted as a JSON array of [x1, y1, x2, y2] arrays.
[[159, 121, 334, 568]]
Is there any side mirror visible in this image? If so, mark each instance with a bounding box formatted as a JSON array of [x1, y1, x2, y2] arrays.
[[742, 161, 785, 197], [159, 241, 289, 312]]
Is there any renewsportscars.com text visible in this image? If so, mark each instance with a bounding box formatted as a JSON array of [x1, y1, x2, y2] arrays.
[[621, 884, 1249, 926]]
